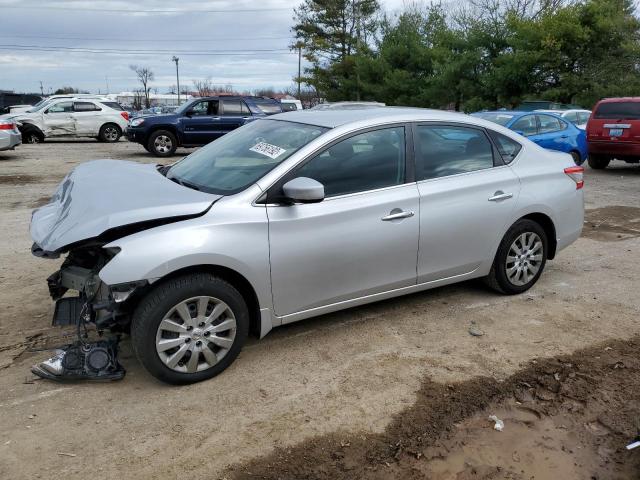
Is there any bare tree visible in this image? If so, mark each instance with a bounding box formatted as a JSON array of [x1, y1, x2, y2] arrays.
[[192, 78, 237, 96], [130, 65, 154, 108]]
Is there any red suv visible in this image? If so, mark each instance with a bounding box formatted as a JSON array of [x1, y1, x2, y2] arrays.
[[586, 97, 640, 169]]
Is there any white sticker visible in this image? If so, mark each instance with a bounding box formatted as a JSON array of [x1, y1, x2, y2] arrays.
[[250, 142, 286, 159]]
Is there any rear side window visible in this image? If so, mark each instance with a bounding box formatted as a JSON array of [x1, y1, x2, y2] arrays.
[[280, 103, 297, 111], [488, 131, 522, 164], [511, 115, 537, 136], [296, 127, 406, 197], [73, 102, 100, 112], [100, 101, 123, 111], [252, 99, 282, 114], [536, 115, 565, 133], [415, 125, 495, 180], [594, 102, 640, 120], [222, 99, 248, 116]]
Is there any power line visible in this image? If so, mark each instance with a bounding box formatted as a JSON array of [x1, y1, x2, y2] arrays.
[[0, 33, 293, 43], [2, 5, 291, 13], [0, 44, 296, 56]]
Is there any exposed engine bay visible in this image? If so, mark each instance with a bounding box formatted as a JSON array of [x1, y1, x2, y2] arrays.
[[31, 243, 144, 382]]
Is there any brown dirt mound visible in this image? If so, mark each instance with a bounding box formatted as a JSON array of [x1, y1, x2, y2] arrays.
[[225, 338, 640, 479]]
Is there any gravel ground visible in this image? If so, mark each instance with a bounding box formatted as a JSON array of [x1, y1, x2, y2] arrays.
[[0, 139, 639, 479]]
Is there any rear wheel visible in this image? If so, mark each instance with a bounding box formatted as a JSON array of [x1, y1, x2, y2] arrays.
[[147, 130, 177, 157], [570, 151, 583, 166], [98, 123, 121, 143], [588, 154, 610, 170], [485, 219, 548, 295], [131, 273, 249, 384]]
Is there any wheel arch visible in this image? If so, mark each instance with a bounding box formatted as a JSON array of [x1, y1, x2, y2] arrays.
[[18, 122, 45, 139], [518, 212, 557, 259], [149, 264, 263, 338]]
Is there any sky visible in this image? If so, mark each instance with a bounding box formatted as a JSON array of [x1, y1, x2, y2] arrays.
[[0, 0, 408, 95]]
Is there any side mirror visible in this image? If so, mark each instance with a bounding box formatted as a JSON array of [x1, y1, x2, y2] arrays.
[[282, 177, 324, 203]]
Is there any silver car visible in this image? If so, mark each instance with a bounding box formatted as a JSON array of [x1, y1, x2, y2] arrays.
[[0, 119, 21, 151], [30, 108, 584, 384]]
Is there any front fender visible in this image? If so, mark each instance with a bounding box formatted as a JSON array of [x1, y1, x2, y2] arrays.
[[98, 194, 272, 310]]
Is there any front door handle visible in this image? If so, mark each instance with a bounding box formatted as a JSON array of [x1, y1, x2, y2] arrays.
[[488, 191, 513, 202], [381, 209, 414, 221]]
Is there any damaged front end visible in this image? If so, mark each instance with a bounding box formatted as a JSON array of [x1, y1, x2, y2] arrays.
[[43, 244, 146, 332], [30, 242, 144, 382]]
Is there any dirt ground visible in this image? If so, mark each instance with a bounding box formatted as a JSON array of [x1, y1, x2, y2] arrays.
[[0, 139, 639, 480]]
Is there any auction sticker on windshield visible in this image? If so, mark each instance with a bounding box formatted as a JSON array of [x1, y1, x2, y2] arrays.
[[250, 142, 286, 159]]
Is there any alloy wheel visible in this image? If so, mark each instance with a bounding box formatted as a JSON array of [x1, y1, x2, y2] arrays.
[[104, 126, 119, 141], [155, 296, 237, 373], [154, 135, 172, 154], [505, 232, 543, 286]]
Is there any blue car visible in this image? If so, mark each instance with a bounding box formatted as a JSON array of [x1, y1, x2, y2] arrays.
[[126, 96, 282, 157], [471, 111, 587, 165]]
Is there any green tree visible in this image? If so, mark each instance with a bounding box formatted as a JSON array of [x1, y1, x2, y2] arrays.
[[292, 0, 381, 100]]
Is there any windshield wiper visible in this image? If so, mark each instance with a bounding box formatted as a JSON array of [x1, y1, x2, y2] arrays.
[[169, 176, 201, 191]]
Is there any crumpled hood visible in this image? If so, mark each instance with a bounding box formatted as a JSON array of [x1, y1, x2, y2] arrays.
[[31, 159, 220, 253]]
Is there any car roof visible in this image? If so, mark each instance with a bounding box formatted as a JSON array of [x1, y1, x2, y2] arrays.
[[598, 97, 640, 103], [269, 106, 476, 128]]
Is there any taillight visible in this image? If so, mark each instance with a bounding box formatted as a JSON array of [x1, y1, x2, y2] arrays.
[[0, 122, 15, 130], [564, 166, 584, 189], [120, 111, 129, 121]]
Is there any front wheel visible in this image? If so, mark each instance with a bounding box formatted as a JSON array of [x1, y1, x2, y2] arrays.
[[131, 274, 249, 384], [147, 130, 177, 157], [484, 219, 548, 295], [588, 154, 610, 170], [22, 130, 43, 144]]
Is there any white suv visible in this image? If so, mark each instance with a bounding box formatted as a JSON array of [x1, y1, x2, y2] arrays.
[[2, 98, 129, 143]]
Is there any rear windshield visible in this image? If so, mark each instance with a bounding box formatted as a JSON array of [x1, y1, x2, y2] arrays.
[[252, 99, 282, 114], [100, 102, 123, 111], [472, 112, 515, 126], [593, 102, 640, 120]]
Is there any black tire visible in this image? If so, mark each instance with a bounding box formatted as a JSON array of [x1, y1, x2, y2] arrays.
[[131, 273, 249, 385], [147, 130, 178, 157], [588, 154, 610, 170], [98, 123, 121, 143], [21, 128, 44, 144], [484, 219, 548, 295], [570, 150, 583, 166]]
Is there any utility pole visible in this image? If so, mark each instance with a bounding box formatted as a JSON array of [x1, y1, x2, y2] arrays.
[[39, 80, 44, 96], [172, 56, 180, 105], [297, 45, 302, 98], [105, 75, 110, 94]]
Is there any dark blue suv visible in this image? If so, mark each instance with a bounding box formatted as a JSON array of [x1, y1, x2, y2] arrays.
[[126, 96, 282, 156]]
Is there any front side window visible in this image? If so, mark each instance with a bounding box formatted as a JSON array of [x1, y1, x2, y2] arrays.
[[510, 115, 537, 136], [295, 126, 406, 197], [252, 99, 282, 115], [167, 120, 327, 195], [472, 112, 514, 126], [536, 115, 564, 133], [488, 130, 522, 164], [46, 101, 73, 113], [415, 125, 495, 180], [188, 100, 218, 116]]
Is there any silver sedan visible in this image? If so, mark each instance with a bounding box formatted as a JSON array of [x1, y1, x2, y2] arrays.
[[30, 107, 584, 384]]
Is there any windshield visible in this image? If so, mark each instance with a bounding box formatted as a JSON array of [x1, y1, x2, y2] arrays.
[[167, 119, 328, 195], [27, 98, 57, 113], [472, 112, 515, 126]]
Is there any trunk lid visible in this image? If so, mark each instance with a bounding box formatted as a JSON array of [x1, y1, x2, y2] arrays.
[[31, 159, 220, 253]]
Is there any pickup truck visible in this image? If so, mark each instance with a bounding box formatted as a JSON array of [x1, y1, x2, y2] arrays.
[[126, 96, 282, 156]]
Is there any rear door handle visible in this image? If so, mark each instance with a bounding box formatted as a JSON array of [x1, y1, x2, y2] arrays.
[[381, 210, 414, 221], [488, 191, 513, 202]]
